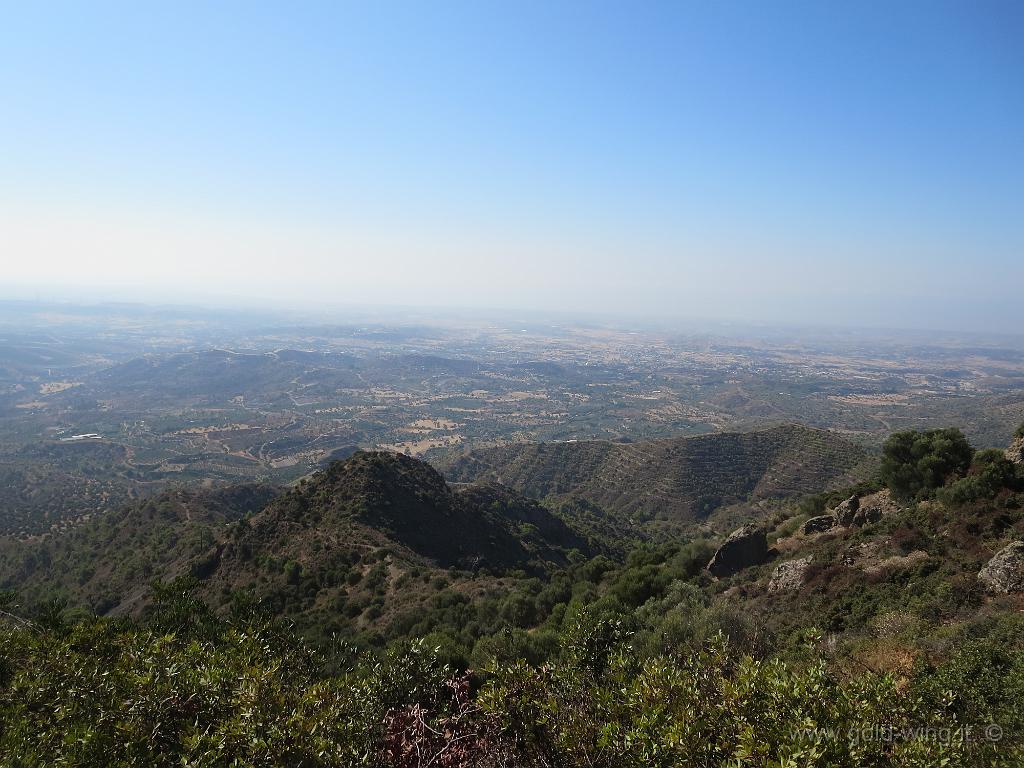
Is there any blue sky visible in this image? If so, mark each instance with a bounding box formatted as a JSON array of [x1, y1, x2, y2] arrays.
[[1, 1, 1021, 331]]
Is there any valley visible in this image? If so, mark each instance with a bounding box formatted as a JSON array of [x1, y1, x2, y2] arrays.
[[3, 300, 1023, 537]]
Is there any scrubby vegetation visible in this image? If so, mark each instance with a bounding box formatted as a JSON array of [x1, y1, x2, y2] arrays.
[[3, 424, 1024, 764], [2, 584, 1022, 767], [939, 448, 1023, 506]]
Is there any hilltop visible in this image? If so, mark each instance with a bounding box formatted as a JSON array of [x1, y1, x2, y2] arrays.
[[199, 451, 590, 634], [0, 451, 590, 640], [212, 450, 585, 574]]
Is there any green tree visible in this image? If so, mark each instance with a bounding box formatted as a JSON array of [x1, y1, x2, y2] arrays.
[[880, 428, 973, 500]]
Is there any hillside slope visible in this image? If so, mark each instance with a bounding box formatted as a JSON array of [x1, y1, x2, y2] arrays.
[[0, 452, 588, 627], [443, 424, 876, 524], [0, 483, 279, 613], [191, 451, 590, 637], [212, 450, 585, 577]]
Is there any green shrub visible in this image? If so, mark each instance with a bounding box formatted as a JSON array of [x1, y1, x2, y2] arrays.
[[939, 448, 1021, 505], [2, 598, 1022, 766]]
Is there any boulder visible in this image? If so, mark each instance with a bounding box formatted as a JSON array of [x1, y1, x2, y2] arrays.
[[978, 541, 1024, 594], [768, 556, 813, 593], [707, 524, 769, 577], [802, 514, 837, 535], [832, 495, 860, 526]]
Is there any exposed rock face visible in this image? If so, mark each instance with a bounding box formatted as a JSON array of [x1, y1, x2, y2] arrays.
[[1007, 437, 1024, 465], [851, 506, 883, 528], [802, 515, 837, 535], [832, 495, 860, 526], [978, 541, 1024, 594], [768, 556, 813, 593], [707, 524, 769, 577], [849, 489, 899, 528], [826, 489, 900, 529]]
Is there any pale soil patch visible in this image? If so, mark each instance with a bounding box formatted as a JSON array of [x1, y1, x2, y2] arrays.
[[174, 423, 257, 434], [407, 417, 459, 431], [378, 435, 463, 456], [828, 394, 910, 406], [369, 387, 411, 400], [489, 391, 549, 402], [646, 401, 724, 424], [39, 381, 82, 394]]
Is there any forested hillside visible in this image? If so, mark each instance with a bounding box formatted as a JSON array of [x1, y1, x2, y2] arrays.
[[443, 424, 876, 523]]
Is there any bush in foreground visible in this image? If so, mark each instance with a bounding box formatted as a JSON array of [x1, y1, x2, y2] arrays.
[[2, 605, 1021, 767]]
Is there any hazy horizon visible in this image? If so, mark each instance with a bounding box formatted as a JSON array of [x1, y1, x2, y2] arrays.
[[6, 291, 1024, 349], [3, 2, 1022, 333]]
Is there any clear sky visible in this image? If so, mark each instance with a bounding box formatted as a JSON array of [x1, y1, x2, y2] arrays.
[[2, 1, 1021, 331]]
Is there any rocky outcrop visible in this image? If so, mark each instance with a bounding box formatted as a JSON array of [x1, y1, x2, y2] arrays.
[[827, 493, 901, 528], [768, 556, 813, 593], [707, 524, 769, 577], [827, 490, 899, 529], [1007, 437, 1024, 465], [802, 515, 837, 535], [851, 506, 883, 528], [832, 495, 860, 526], [978, 541, 1024, 594], [850, 489, 899, 528]]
